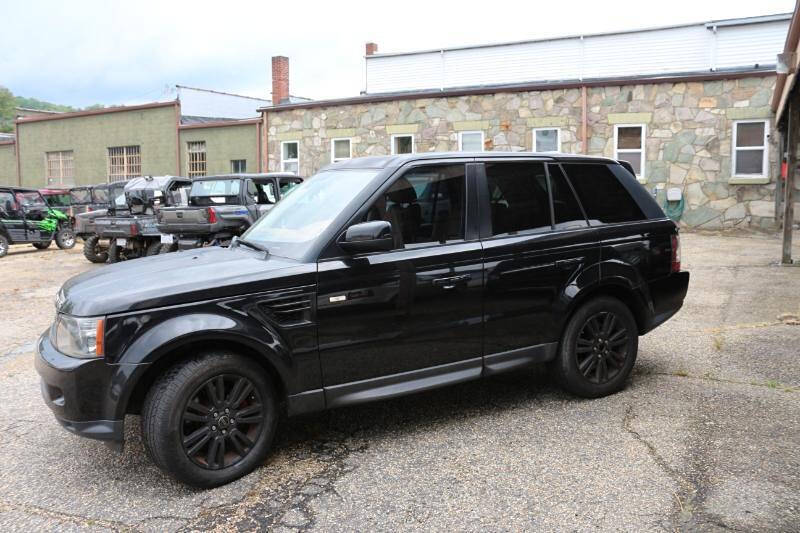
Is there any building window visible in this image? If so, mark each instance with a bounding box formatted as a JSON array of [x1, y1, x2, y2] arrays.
[[733, 120, 769, 177], [107, 145, 141, 182], [281, 141, 299, 173], [614, 124, 646, 181], [331, 138, 352, 162], [187, 141, 207, 177], [458, 131, 484, 152], [533, 128, 560, 152], [391, 134, 415, 155], [45, 151, 74, 186], [231, 159, 246, 173]]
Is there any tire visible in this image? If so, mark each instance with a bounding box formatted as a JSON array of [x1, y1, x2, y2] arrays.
[[83, 235, 108, 263], [55, 228, 76, 250], [146, 241, 163, 256], [550, 296, 638, 398], [32, 241, 52, 250], [141, 352, 278, 488], [0, 235, 8, 258], [108, 240, 142, 263], [160, 243, 179, 254]]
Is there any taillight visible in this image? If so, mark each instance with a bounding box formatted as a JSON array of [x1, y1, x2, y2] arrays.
[[130, 224, 138, 236], [207, 207, 217, 223], [670, 233, 681, 273]]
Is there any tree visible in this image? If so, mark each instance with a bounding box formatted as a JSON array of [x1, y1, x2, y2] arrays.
[[0, 86, 14, 133]]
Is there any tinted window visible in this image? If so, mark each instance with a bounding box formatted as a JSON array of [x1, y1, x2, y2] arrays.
[[485, 162, 551, 236], [547, 164, 587, 229], [0, 192, 19, 220], [364, 164, 466, 248], [562, 164, 645, 224]]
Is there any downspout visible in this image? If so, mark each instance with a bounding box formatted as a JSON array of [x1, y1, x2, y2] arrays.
[[257, 119, 262, 173], [262, 110, 269, 173], [581, 85, 588, 154], [14, 121, 21, 186], [174, 101, 181, 175]]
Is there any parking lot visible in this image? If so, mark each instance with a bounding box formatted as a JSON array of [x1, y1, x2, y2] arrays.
[[0, 232, 798, 531]]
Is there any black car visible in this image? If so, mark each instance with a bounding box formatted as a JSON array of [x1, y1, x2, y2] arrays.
[[36, 153, 689, 487]]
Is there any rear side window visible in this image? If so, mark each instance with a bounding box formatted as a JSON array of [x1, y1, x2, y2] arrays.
[[547, 164, 587, 229], [485, 162, 551, 236], [562, 164, 645, 224]]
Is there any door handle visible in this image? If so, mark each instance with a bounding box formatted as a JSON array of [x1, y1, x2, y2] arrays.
[[555, 257, 584, 269], [433, 274, 472, 289]]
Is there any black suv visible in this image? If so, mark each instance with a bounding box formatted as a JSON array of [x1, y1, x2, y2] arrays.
[[36, 153, 689, 487]]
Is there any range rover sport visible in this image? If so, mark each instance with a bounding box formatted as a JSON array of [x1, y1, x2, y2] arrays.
[[36, 152, 689, 487]]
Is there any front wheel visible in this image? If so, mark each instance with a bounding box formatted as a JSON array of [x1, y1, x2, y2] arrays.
[[550, 296, 638, 398], [55, 228, 76, 249], [141, 352, 278, 488]]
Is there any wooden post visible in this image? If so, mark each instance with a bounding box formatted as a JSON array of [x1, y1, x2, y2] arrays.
[[783, 99, 798, 265], [776, 129, 784, 227]]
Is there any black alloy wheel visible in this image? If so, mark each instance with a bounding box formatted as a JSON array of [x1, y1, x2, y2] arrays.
[[575, 311, 630, 384], [181, 374, 264, 470]]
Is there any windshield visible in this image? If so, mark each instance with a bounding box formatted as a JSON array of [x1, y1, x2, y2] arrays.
[[17, 191, 47, 207], [243, 169, 379, 260], [70, 188, 91, 204]]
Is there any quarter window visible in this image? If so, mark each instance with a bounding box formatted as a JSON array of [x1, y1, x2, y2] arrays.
[[533, 128, 560, 153], [485, 162, 551, 236], [46, 151, 74, 186], [363, 164, 466, 248], [231, 159, 246, 173], [107, 146, 141, 182], [458, 131, 484, 152], [562, 163, 645, 225], [614, 125, 645, 181], [391, 134, 414, 155], [281, 141, 299, 173], [187, 141, 207, 177], [547, 164, 587, 229], [733, 120, 768, 177], [331, 138, 352, 163]]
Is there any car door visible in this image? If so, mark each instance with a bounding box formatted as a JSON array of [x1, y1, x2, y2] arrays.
[[478, 160, 600, 373], [316, 162, 484, 407]]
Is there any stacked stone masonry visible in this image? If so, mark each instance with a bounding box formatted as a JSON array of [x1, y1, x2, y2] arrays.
[[267, 75, 797, 229]]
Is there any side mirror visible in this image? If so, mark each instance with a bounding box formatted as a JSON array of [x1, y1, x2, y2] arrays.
[[339, 220, 393, 254]]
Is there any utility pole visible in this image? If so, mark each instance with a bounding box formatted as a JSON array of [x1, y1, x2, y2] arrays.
[[783, 98, 798, 265]]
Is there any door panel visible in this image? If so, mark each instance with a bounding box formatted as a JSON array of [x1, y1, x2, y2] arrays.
[[317, 241, 484, 387]]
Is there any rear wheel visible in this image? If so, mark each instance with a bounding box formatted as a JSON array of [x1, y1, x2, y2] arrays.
[[550, 296, 638, 398], [141, 352, 278, 488], [32, 241, 52, 250], [146, 241, 163, 256], [83, 235, 108, 263], [160, 243, 179, 254], [0, 235, 8, 257], [55, 228, 76, 249], [108, 240, 142, 263]]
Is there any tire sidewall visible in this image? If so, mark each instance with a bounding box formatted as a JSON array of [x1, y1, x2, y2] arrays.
[[56, 228, 76, 249], [83, 235, 108, 263], [146, 354, 278, 488], [557, 297, 638, 398]]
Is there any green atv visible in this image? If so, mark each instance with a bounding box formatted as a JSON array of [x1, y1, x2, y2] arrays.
[[0, 187, 76, 258]]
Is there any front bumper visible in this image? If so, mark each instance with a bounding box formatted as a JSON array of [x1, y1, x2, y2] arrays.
[[34, 332, 124, 445]]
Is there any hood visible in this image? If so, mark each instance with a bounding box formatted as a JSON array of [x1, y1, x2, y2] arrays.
[[58, 246, 315, 317]]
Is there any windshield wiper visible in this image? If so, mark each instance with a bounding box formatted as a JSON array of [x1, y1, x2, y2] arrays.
[[232, 237, 269, 257]]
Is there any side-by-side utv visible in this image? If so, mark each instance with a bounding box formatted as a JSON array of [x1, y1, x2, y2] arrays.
[[0, 187, 74, 257]]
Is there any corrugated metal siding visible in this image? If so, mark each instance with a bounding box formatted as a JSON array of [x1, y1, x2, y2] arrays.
[[366, 19, 789, 93]]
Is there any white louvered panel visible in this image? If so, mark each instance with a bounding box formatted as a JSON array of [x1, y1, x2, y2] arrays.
[[366, 52, 443, 93], [443, 39, 582, 88], [583, 26, 710, 79], [715, 21, 787, 69]]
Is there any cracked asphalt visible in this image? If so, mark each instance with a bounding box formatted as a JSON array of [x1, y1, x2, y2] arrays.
[[1, 232, 799, 532]]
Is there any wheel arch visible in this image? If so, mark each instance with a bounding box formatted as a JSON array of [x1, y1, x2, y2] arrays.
[[561, 280, 652, 337]]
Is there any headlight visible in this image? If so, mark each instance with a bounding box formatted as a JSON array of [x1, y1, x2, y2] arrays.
[[51, 314, 105, 358]]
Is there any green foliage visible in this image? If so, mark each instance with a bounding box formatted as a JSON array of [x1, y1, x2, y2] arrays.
[[0, 86, 107, 133], [14, 95, 76, 113], [0, 87, 14, 133]]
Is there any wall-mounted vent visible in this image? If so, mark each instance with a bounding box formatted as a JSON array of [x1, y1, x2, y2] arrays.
[[259, 292, 314, 327]]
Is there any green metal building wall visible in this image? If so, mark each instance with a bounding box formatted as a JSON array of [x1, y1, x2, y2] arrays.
[[0, 144, 17, 185], [179, 123, 260, 175]]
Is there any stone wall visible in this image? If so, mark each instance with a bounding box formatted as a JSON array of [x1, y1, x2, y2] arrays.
[[265, 75, 782, 228]]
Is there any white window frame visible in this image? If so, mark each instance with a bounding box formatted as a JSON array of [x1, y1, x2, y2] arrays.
[[458, 130, 484, 152], [533, 127, 561, 153], [107, 145, 141, 182], [281, 140, 300, 173], [390, 134, 415, 155], [331, 138, 352, 163], [614, 124, 646, 183], [732, 119, 769, 179]]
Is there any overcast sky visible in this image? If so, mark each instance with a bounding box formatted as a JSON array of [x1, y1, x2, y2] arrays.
[[0, 0, 795, 108]]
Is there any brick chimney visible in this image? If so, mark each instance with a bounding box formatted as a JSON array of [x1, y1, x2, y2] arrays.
[[271, 56, 289, 105], [365, 42, 378, 56]]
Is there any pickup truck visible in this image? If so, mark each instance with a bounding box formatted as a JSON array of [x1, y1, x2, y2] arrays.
[[156, 173, 301, 251], [94, 176, 191, 262]]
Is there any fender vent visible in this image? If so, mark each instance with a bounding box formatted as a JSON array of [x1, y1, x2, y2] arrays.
[[260, 293, 314, 327]]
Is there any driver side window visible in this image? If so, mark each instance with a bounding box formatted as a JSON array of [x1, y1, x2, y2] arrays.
[[362, 164, 466, 249], [0, 192, 19, 220]]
